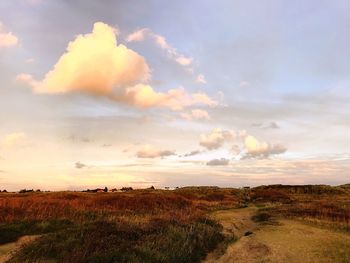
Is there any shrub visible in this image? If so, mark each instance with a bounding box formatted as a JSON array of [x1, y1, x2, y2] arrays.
[[9, 219, 224, 263], [0, 219, 73, 244]]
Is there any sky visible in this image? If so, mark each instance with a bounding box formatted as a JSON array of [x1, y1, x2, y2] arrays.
[[0, 0, 349, 191]]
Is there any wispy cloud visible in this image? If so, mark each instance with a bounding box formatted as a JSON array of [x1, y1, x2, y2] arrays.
[[126, 28, 193, 68], [180, 109, 210, 121], [196, 74, 207, 84], [251, 121, 280, 129]]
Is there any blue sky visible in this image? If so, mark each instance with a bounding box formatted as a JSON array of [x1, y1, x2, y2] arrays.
[[0, 0, 349, 190]]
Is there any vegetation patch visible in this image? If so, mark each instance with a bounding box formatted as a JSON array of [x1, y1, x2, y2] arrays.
[[0, 219, 73, 244], [9, 218, 224, 263]]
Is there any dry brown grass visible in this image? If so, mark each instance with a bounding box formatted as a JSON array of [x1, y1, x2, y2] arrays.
[[0, 189, 240, 223], [0, 189, 237, 263]]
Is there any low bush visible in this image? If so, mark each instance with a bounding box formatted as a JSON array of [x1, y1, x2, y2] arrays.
[[9, 218, 224, 263], [0, 219, 73, 244]]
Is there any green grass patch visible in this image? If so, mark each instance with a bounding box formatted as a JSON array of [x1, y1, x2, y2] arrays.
[[9, 218, 224, 263], [0, 219, 74, 244]]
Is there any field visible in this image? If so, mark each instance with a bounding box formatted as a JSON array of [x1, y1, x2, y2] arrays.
[[0, 185, 349, 263]]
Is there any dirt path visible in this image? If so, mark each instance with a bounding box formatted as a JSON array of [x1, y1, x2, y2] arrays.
[[204, 206, 259, 262], [204, 207, 350, 263], [0, 235, 39, 263]]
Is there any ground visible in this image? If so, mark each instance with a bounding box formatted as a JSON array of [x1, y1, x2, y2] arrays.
[[204, 206, 350, 263], [0, 185, 349, 262], [0, 236, 39, 263]]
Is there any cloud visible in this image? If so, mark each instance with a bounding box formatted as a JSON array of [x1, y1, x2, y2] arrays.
[[175, 56, 192, 66], [0, 22, 18, 48], [182, 150, 203, 157], [18, 22, 150, 94], [136, 145, 175, 158], [120, 85, 217, 111], [231, 144, 241, 155], [126, 28, 193, 67], [198, 127, 286, 159], [207, 158, 230, 166], [251, 121, 280, 129], [125, 28, 148, 42], [153, 34, 172, 50], [1, 133, 27, 148], [266, 122, 280, 129], [18, 22, 216, 111], [243, 135, 286, 159], [196, 74, 207, 84], [199, 128, 235, 150], [75, 162, 87, 169], [180, 109, 210, 121]]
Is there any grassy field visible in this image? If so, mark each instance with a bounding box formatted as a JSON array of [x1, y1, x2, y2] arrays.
[[0, 185, 349, 262]]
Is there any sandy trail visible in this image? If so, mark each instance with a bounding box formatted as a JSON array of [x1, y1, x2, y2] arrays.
[[204, 206, 258, 262], [0, 235, 39, 263], [203, 207, 350, 263]]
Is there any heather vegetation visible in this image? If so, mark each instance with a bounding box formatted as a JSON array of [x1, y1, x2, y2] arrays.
[[0, 184, 349, 262]]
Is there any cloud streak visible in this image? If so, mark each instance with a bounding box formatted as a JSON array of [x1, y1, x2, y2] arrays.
[[126, 28, 193, 68], [180, 109, 210, 121], [196, 74, 207, 84], [207, 158, 230, 166]]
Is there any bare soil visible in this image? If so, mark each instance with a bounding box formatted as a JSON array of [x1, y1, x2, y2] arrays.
[[203, 206, 350, 263]]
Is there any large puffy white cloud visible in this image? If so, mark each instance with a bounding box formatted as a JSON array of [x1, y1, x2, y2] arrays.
[[0, 22, 18, 48], [18, 22, 150, 94], [199, 128, 235, 150], [136, 144, 175, 158], [18, 22, 217, 111]]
